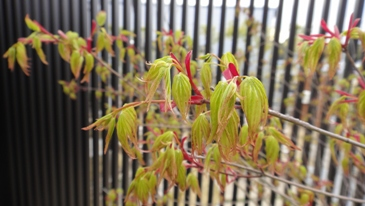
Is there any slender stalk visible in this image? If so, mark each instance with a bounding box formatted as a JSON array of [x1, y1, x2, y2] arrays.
[[345, 48, 365, 84], [268, 109, 365, 150]]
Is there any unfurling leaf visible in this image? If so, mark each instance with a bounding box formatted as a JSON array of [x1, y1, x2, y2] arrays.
[[305, 37, 325, 76], [326, 96, 349, 125], [15, 42, 30, 75], [81, 52, 95, 83], [25, 14, 40, 31], [117, 106, 138, 158], [239, 77, 268, 144], [267, 126, 300, 150], [96, 10, 107, 27], [238, 124, 249, 156], [218, 110, 239, 160], [70, 50, 84, 79], [204, 144, 221, 173], [357, 90, 365, 122], [33, 36, 48, 65], [342, 156, 350, 176], [265, 135, 279, 168], [176, 164, 187, 191], [58, 43, 71, 62], [3, 46, 16, 70], [191, 114, 210, 154], [172, 73, 191, 119], [96, 33, 105, 53], [103, 117, 116, 154], [200, 62, 212, 98], [186, 173, 201, 198], [208, 81, 237, 143], [151, 131, 174, 152], [326, 37, 342, 79]]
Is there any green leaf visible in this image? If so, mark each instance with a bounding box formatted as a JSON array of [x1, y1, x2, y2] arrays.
[[267, 126, 300, 150], [208, 81, 237, 143], [200, 62, 212, 98], [3, 46, 16, 70], [15, 42, 30, 75], [326, 37, 342, 79], [103, 117, 116, 154], [252, 132, 264, 162], [116, 106, 137, 158], [186, 173, 201, 198], [70, 50, 83, 79], [172, 73, 191, 119], [96, 10, 107, 27], [191, 113, 210, 154], [265, 135, 279, 167], [58, 42, 71, 62], [25, 14, 40, 31], [357, 90, 365, 122], [305, 37, 325, 76], [151, 131, 174, 152], [239, 77, 268, 143], [95, 33, 105, 53]]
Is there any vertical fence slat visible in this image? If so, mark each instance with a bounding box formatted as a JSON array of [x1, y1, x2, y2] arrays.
[[90, 0, 101, 205], [215, 0, 228, 84], [111, 0, 121, 192], [181, 0, 188, 34], [243, 0, 254, 75], [256, 0, 269, 80], [279, 0, 299, 115], [205, 0, 213, 54], [50, 1, 68, 205], [268, 0, 284, 108], [192, 0, 200, 60], [0, 1, 17, 205], [170, 0, 176, 31], [231, 0, 240, 55]]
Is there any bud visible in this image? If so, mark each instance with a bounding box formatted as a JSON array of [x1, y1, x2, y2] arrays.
[[172, 73, 191, 120], [220, 52, 239, 73]]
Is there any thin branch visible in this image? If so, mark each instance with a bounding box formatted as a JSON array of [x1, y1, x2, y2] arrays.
[[192, 153, 365, 204], [268, 109, 365, 150], [345, 48, 365, 84]]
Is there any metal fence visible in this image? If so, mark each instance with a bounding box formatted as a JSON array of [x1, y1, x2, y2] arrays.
[[1, 0, 365, 206]]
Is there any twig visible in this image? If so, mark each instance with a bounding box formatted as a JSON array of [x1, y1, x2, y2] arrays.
[[192, 153, 365, 204], [268, 109, 365, 150], [345, 49, 365, 84]]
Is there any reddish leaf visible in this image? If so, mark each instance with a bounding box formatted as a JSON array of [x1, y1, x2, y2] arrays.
[[358, 77, 365, 89], [320, 19, 335, 37]]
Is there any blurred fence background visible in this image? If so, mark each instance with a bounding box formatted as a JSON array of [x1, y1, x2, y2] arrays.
[[1, 0, 365, 205]]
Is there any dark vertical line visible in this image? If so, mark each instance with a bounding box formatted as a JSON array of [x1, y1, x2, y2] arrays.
[[156, 0, 163, 58], [91, 1, 101, 205], [170, 0, 176, 31], [79, 0, 90, 205], [40, 0, 59, 205], [100, 1, 110, 205], [243, 0, 254, 75], [181, 0, 188, 33], [293, 0, 316, 120], [111, 0, 121, 192], [279, 0, 299, 115], [216, 1, 227, 83], [256, 0, 269, 80], [336, 0, 347, 32], [61, 1, 76, 205], [70, 0, 84, 205], [268, 0, 284, 108], [122, 0, 132, 194], [146, 0, 153, 62], [192, 0, 200, 59], [1, 1, 16, 205], [51, 0, 67, 205], [205, 0, 213, 54], [13, 1, 36, 205], [231, 0, 240, 55], [3, 1, 23, 206]]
